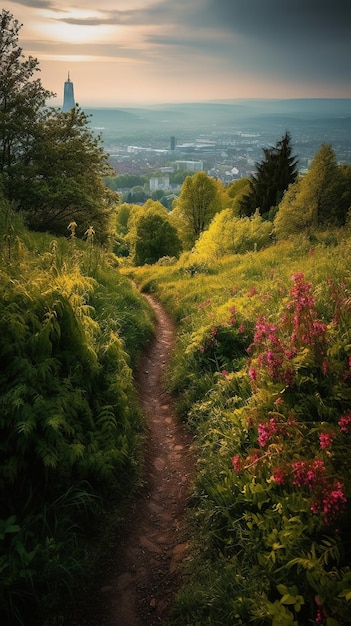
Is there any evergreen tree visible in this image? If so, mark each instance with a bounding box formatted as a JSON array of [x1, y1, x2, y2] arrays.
[[239, 132, 298, 219]]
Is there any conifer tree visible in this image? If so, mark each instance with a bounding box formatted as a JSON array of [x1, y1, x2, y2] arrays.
[[239, 131, 298, 219]]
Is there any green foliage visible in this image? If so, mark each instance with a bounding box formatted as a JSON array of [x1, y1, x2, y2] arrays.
[[0, 10, 54, 186], [194, 209, 272, 259], [275, 145, 351, 239], [0, 205, 154, 623]]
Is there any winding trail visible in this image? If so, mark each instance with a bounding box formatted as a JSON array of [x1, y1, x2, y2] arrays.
[[98, 294, 195, 625]]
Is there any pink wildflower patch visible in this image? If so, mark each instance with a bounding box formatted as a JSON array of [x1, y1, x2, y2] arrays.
[[319, 432, 334, 450], [339, 412, 351, 433], [257, 418, 278, 447], [272, 467, 286, 484]]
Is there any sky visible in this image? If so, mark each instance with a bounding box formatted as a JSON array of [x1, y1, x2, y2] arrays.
[[2, 0, 351, 107]]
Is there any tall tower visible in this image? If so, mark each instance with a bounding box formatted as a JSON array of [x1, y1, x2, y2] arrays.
[[62, 72, 75, 112]]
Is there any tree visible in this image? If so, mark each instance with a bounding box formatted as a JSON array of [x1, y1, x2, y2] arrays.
[[0, 10, 53, 188], [11, 105, 117, 242], [171, 172, 224, 248], [134, 212, 181, 265], [274, 144, 351, 239], [239, 132, 298, 219]]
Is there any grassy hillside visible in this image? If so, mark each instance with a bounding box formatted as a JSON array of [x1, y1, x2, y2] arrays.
[[126, 229, 351, 625], [0, 206, 154, 625]]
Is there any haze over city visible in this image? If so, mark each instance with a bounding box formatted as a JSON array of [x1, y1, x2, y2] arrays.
[[3, 0, 351, 107]]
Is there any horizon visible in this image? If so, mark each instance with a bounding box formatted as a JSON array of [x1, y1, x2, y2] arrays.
[[2, 1, 351, 108]]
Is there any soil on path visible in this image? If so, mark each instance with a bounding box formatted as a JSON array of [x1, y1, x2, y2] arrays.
[[92, 294, 195, 626]]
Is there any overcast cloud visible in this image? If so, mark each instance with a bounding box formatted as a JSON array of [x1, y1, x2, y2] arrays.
[[2, 0, 351, 105]]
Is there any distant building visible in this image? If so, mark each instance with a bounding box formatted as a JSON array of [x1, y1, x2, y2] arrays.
[[62, 72, 75, 112], [170, 136, 176, 151], [149, 176, 170, 191], [175, 160, 204, 172]]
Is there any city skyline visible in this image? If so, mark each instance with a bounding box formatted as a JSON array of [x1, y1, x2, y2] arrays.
[[3, 0, 351, 107]]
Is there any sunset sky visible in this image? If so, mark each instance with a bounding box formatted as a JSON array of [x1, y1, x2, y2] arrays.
[[3, 0, 351, 107]]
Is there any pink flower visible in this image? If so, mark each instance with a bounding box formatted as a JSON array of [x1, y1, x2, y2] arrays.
[[239, 323, 245, 333], [221, 370, 229, 377], [199, 345, 204, 354], [248, 286, 257, 298], [272, 467, 286, 484], [232, 455, 242, 473], [339, 413, 351, 433], [257, 418, 278, 447], [292, 459, 326, 490], [319, 432, 334, 449], [249, 367, 257, 381], [311, 480, 347, 525]]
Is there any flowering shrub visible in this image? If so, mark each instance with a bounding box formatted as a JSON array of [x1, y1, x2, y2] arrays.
[[229, 273, 351, 623]]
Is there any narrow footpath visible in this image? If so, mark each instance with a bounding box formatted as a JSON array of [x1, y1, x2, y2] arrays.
[[96, 294, 195, 625]]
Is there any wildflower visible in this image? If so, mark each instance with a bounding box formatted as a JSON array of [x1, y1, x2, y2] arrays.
[[232, 455, 242, 473], [199, 345, 204, 354], [249, 367, 257, 381], [221, 370, 229, 377], [239, 323, 245, 333], [319, 432, 334, 450], [339, 412, 351, 433], [292, 459, 326, 490], [257, 418, 278, 447], [272, 467, 286, 484], [248, 286, 257, 298], [311, 480, 347, 525], [322, 359, 328, 375], [211, 326, 217, 337], [274, 397, 283, 405]]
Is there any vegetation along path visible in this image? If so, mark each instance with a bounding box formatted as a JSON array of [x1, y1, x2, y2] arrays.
[[92, 294, 195, 626]]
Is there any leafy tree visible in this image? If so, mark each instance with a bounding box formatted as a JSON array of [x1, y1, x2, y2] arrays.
[[126, 200, 181, 265], [0, 10, 53, 189], [225, 178, 250, 215], [274, 144, 351, 238], [239, 132, 298, 219], [134, 212, 181, 265], [12, 106, 117, 242], [171, 172, 225, 248]]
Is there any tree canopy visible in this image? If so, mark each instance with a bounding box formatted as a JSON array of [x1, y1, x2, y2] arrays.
[[171, 172, 225, 249], [274, 144, 351, 238], [239, 131, 298, 219], [0, 10, 53, 184], [0, 10, 116, 243]]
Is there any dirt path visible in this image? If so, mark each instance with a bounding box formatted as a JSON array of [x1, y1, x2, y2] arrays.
[[96, 294, 195, 625]]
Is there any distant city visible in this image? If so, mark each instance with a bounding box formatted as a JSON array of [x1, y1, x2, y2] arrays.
[[61, 74, 351, 193], [82, 99, 351, 190]]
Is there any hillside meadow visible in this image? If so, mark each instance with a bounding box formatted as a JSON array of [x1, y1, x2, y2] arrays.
[[125, 229, 351, 626]]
